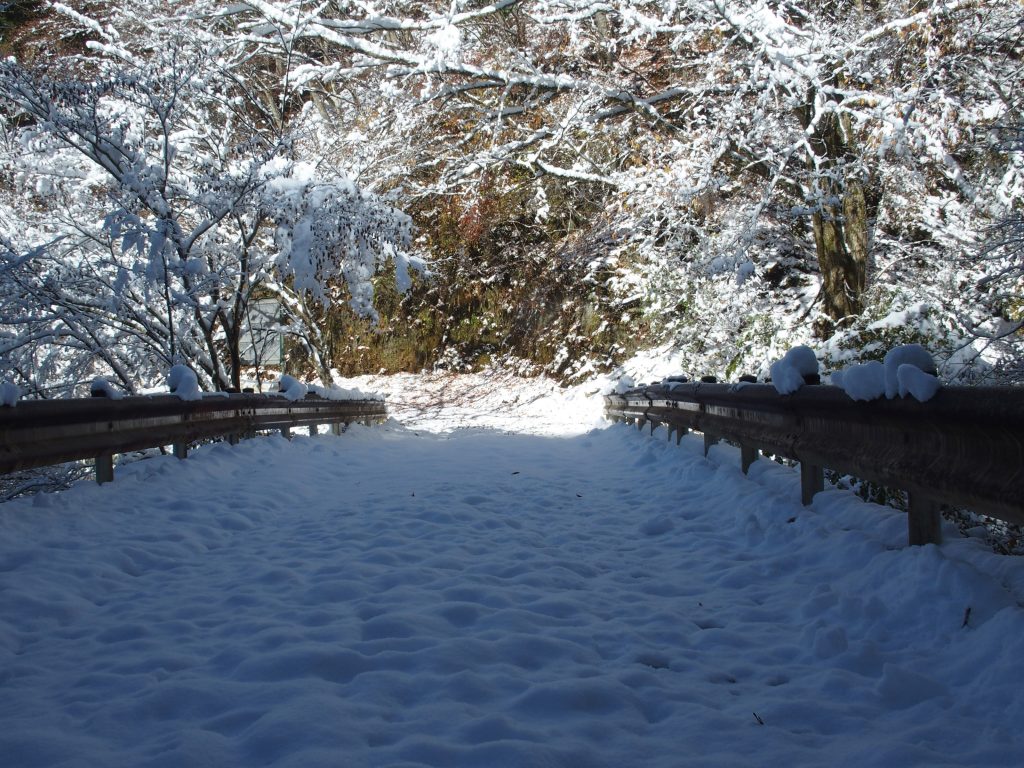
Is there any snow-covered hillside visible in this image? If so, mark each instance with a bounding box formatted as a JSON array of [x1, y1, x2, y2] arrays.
[[1, 384, 1022, 767], [1, 1, 1020, 398]]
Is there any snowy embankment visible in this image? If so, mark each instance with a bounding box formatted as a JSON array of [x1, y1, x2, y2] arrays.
[[1, 381, 1023, 767]]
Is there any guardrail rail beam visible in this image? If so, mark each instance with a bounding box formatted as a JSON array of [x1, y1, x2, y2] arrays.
[[606, 382, 1024, 547]]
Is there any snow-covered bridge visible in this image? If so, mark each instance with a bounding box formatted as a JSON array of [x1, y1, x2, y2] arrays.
[[2, 374, 1022, 767]]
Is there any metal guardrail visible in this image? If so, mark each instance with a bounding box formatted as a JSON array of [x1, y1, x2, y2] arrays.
[[606, 382, 1024, 546], [0, 393, 387, 484]]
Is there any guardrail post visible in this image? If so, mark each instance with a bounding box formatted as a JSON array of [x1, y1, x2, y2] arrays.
[[331, 422, 343, 436], [281, 426, 291, 439], [95, 453, 113, 485], [676, 427, 688, 445], [309, 424, 318, 437], [741, 444, 758, 474], [703, 433, 719, 456], [173, 442, 188, 460], [801, 463, 823, 505], [227, 433, 240, 446], [908, 493, 942, 546]]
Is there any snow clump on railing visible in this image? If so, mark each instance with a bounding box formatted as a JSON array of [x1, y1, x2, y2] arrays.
[[277, 375, 309, 401], [89, 377, 125, 400], [1, 379, 19, 407], [167, 365, 202, 401], [831, 344, 940, 402], [769, 345, 819, 395]]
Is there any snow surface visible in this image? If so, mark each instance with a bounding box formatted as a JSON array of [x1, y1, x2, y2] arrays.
[[2, 376, 1023, 767], [307, 383, 383, 402], [779, 345, 818, 377], [834, 346, 941, 402], [344, 369, 606, 435]]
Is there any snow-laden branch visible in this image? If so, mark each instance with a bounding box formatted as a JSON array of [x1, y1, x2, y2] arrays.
[[851, 0, 976, 48]]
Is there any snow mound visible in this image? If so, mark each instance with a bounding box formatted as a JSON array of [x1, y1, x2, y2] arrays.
[[897, 363, 941, 402], [167, 365, 201, 401], [833, 361, 886, 402], [782, 345, 819, 377], [1, 379, 19, 407], [308, 384, 382, 401], [770, 345, 819, 395], [770, 360, 805, 394], [277, 374, 308, 401], [89, 376, 125, 400], [884, 344, 936, 399]]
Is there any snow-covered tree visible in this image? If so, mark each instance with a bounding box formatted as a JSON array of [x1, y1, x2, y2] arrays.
[[0, 7, 414, 393], [219, 0, 1019, 332], [1, 0, 1020, 389]]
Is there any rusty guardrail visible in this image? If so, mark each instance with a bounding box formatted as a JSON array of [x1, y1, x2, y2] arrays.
[[0, 392, 387, 484], [605, 382, 1024, 546]]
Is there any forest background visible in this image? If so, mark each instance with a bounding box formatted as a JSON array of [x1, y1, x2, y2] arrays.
[[0, 0, 1021, 398]]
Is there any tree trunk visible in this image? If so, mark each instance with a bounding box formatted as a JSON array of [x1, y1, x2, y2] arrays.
[[802, 87, 878, 327], [225, 316, 242, 391], [812, 177, 871, 322]]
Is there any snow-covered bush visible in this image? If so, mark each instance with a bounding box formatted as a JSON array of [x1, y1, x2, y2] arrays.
[[0, 17, 415, 395]]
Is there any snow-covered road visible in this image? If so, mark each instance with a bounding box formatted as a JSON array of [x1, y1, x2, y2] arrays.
[[2, 381, 1023, 767]]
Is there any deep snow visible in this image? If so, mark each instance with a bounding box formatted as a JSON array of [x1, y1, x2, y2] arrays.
[[1, 377, 1023, 767]]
